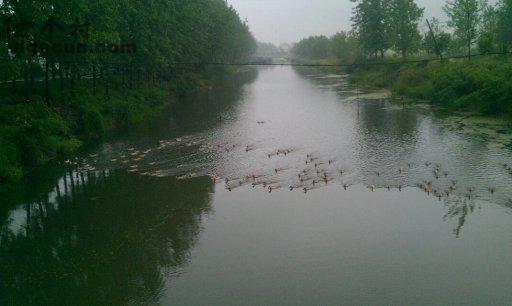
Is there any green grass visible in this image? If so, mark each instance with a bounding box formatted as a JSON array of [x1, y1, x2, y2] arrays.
[[348, 57, 512, 117]]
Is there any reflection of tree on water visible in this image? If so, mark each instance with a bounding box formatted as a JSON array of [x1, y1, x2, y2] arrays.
[[0, 169, 214, 305], [170, 68, 259, 134], [293, 66, 512, 237], [443, 197, 478, 238]]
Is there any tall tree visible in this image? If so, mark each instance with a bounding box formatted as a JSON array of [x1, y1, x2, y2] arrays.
[[478, 0, 498, 53], [388, 0, 424, 58], [329, 32, 350, 61], [351, 0, 390, 59], [496, 0, 512, 51], [443, 0, 481, 59], [291, 35, 330, 59]]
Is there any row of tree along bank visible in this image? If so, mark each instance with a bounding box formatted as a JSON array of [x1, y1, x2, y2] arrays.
[[0, 0, 256, 182], [291, 0, 512, 118], [293, 0, 512, 61]]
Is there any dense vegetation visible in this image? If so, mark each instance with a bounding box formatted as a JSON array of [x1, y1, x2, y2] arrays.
[[291, 0, 512, 118], [0, 0, 256, 182], [293, 0, 512, 61]]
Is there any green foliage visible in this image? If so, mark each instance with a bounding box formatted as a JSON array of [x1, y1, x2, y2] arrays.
[[0, 101, 81, 181], [478, 32, 495, 54], [0, 0, 256, 84], [351, 0, 391, 58], [291, 35, 331, 60], [350, 58, 512, 117], [388, 0, 424, 58], [295, 0, 511, 61], [0, 130, 22, 182], [443, 0, 481, 58], [0, 0, 256, 182], [423, 18, 453, 57], [291, 32, 360, 63], [497, 0, 512, 49]]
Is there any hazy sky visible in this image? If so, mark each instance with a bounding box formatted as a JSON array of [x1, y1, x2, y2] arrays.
[[227, 0, 451, 45]]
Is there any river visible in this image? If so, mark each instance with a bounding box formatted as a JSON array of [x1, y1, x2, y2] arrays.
[[1, 66, 512, 305]]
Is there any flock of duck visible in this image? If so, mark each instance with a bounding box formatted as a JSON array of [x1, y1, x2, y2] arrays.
[[67, 125, 512, 204], [220, 150, 505, 200]]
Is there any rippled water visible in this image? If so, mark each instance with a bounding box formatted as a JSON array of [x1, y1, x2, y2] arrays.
[[2, 66, 512, 305]]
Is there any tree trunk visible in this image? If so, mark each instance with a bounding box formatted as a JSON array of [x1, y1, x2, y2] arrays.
[[129, 66, 133, 89], [468, 35, 471, 60], [45, 57, 49, 104], [59, 65, 64, 104], [122, 68, 126, 88], [70, 67, 75, 97], [92, 65, 97, 96], [52, 60, 56, 82], [24, 64, 29, 101], [104, 67, 109, 97]]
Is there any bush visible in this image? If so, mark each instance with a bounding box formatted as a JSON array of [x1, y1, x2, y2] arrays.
[[0, 77, 177, 182]]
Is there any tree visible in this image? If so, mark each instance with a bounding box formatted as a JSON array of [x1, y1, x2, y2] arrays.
[[478, 0, 498, 53], [443, 0, 481, 59], [496, 0, 512, 51], [291, 35, 331, 59], [388, 0, 424, 58], [329, 32, 349, 61], [478, 32, 494, 53], [351, 0, 390, 59], [423, 18, 452, 56]]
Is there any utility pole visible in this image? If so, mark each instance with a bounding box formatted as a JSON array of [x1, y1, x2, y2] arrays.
[[426, 19, 443, 60]]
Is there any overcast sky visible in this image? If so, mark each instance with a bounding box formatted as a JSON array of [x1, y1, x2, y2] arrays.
[[227, 0, 455, 45]]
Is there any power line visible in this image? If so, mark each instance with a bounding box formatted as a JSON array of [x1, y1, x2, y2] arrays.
[[170, 51, 512, 68], [0, 51, 510, 71]]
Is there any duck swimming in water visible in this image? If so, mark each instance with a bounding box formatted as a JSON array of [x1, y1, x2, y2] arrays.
[[274, 167, 288, 174], [177, 172, 196, 180], [210, 172, 222, 182], [268, 185, 282, 193], [306, 157, 319, 165], [225, 177, 241, 184], [245, 145, 254, 152], [263, 181, 277, 188], [290, 183, 305, 191], [303, 186, 318, 194]]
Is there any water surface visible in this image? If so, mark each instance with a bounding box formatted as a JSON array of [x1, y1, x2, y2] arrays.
[[2, 66, 512, 305]]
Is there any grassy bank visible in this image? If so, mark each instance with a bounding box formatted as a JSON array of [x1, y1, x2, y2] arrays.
[[0, 71, 220, 183], [348, 57, 512, 117]]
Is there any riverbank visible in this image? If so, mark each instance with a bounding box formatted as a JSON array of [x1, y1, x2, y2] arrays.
[[0, 69, 230, 183], [347, 57, 512, 118]]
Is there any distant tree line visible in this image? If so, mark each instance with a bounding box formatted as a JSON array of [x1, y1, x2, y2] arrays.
[[0, 0, 256, 102], [292, 0, 512, 61]]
